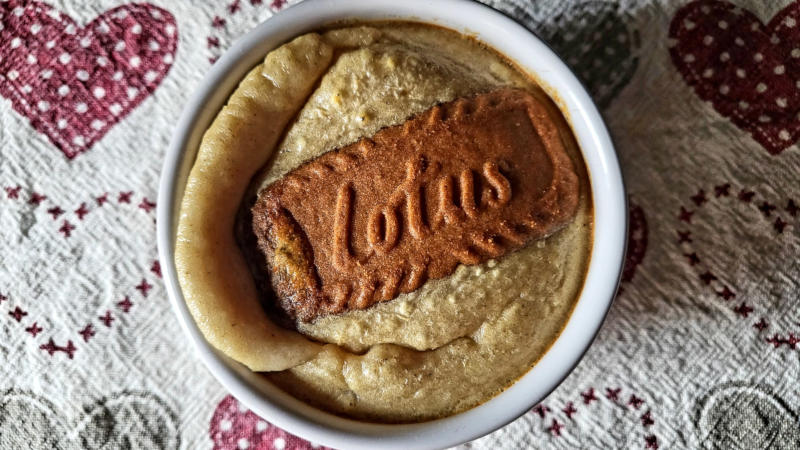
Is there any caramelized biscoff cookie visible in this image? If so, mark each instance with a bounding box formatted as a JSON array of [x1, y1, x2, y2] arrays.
[[252, 88, 579, 322]]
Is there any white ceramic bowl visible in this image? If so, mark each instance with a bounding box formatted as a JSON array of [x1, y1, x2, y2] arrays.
[[157, 1, 626, 448]]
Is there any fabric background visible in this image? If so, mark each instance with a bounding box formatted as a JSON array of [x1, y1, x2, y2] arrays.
[[1, 0, 798, 448]]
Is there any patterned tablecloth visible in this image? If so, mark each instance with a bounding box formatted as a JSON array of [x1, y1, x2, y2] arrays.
[[1, 0, 798, 448]]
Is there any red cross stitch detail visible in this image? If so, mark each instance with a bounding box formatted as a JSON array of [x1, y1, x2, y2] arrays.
[[716, 286, 735, 301], [135, 279, 153, 297], [79, 324, 95, 342], [533, 404, 551, 418], [25, 322, 43, 337], [628, 395, 644, 409], [228, 0, 241, 13], [207, 36, 220, 49], [787, 199, 799, 217], [738, 190, 755, 202], [118, 191, 133, 203], [59, 220, 75, 238], [39, 339, 76, 359], [758, 201, 777, 217], [714, 183, 731, 197], [645, 435, 659, 449], [734, 303, 753, 318], [547, 419, 563, 437], [0, 293, 7, 304], [678, 206, 694, 223], [96, 193, 109, 206], [767, 334, 785, 348], [47, 206, 65, 219], [139, 198, 156, 212], [271, 0, 287, 8], [251, 0, 263, 5], [28, 192, 47, 205], [605, 387, 621, 401], [9, 306, 27, 322], [212, 16, 226, 28], [5, 186, 21, 199], [691, 189, 707, 206], [773, 217, 787, 233], [99, 310, 114, 327], [117, 296, 133, 313], [699, 271, 717, 285], [641, 410, 654, 427], [684, 252, 700, 265], [581, 388, 598, 404], [75, 203, 89, 220], [563, 402, 577, 419], [677, 230, 692, 243], [150, 261, 162, 278], [753, 318, 768, 332]]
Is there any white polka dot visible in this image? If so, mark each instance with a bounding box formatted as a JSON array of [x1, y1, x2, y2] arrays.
[[59, 53, 71, 64], [796, 80, 800, 90], [46, 10, 61, 21], [57, 118, 67, 129], [273, 438, 286, 450], [219, 419, 232, 431], [719, 85, 729, 95], [112, 71, 123, 81], [127, 87, 138, 100], [732, 7, 743, 15], [776, 97, 787, 108], [113, 10, 129, 19], [754, 52, 763, 62], [144, 70, 158, 83], [163, 54, 173, 64], [720, 52, 730, 62], [93, 86, 106, 99], [738, 101, 749, 110], [13, 6, 23, 16], [759, 115, 771, 123], [91, 119, 105, 130], [779, 129, 791, 141], [771, 34, 780, 44], [256, 421, 268, 432], [151, 9, 163, 19], [65, 24, 76, 35], [703, 35, 714, 45], [750, 22, 760, 31], [683, 54, 695, 63], [734, 37, 744, 46], [786, 17, 797, 28], [166, 24, 176, 36], [756, 83, 767, 93], [21, 84, 32, 93], [79, 37, 91, 48], [37, 100, 49, 111], [736, 68, 746, 78], [46, 40, 56, 49], [702, 68, 714, 78], [237, 401, 249, 413], [148, 40, 160, 51], [792, 49, 800, 58], [701, 5, 711, 14], [237, 438, 250, 449], [7, 70, 18, 80], [131, 23, 142, 34], [718, 20, 728, 29], [58, 85, 69, 96], [76, 70, 89, 81], [310, 444, 320, 449], [109, 103, 122, 115], [115, 41, 126, 52], [75, 102, 88, 113], [40, 69, 52, 79], [129, 56, 141, 68], [26, 54, 37, 64], [10, 37, 21, 48], [73, 135, 85, 146], [684, 19, 696, 30], [774, 65, 785, 75], [30, 23, 41, 34], [97, 22, 109, 34], [97, 56, 109, 67]]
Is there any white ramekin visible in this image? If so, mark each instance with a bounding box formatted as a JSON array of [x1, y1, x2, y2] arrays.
[[157, 1, 626, 448]]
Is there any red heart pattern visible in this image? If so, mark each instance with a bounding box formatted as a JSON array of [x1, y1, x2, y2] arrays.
[[0, 1, 177, 159], [669, 0, 800, 155]]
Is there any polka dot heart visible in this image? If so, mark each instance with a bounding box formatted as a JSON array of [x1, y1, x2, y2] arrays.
[[210, 396, 329, 450], [669, 0, 800, 155], [0, 1, 177, 159]]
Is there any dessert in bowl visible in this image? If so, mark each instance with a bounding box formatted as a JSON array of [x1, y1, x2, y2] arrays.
[[158, 1, 625, 448]]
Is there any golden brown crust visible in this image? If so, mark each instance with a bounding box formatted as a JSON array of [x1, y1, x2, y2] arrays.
[[252, 88, 579, 322]]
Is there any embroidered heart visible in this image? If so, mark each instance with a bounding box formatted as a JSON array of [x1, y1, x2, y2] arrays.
[[210, 395, 329, 450], [0, 390, 179, 449], [0, 1, 177, 159], [669, 0, 800, 155]]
